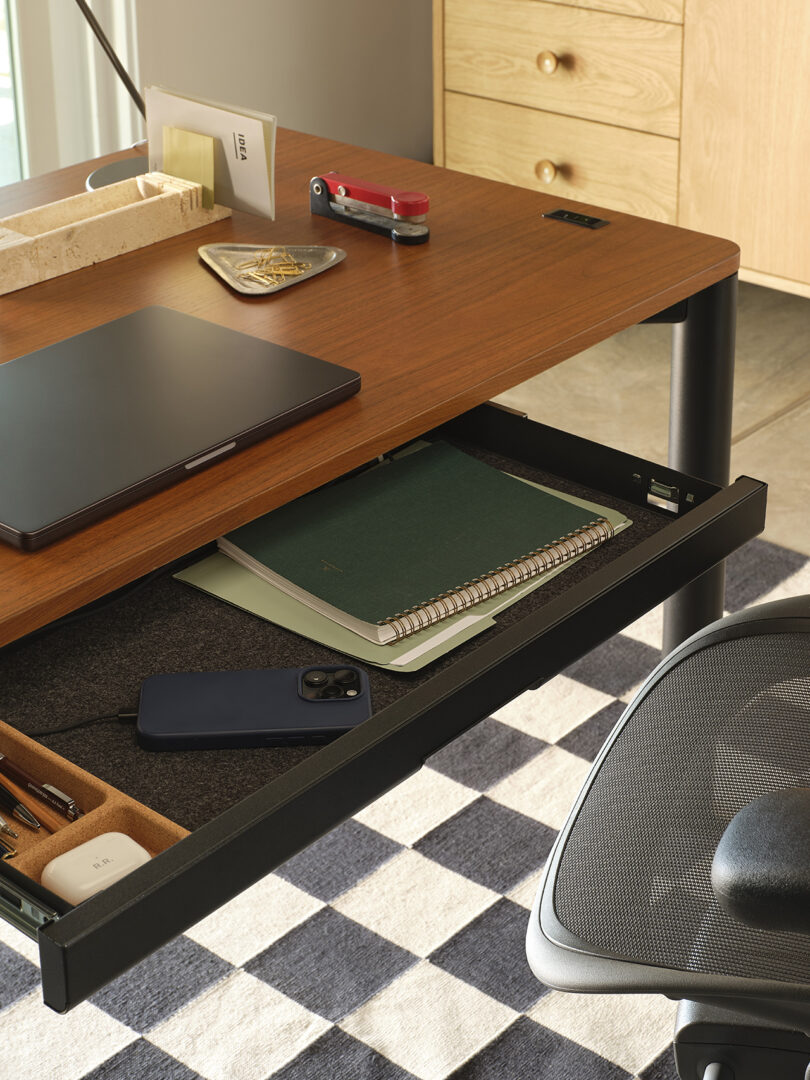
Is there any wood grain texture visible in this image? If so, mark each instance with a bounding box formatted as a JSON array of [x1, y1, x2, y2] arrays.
[[540, 0, 683, 19], [433, 0, 446, 164], [0, 130, 737, 646], [679, 0, 810, 288], [444, 0, 683, 137], [444, 91, 678, 222]]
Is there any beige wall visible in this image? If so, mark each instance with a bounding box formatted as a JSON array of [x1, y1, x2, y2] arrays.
[[134, 0, 433, 162]]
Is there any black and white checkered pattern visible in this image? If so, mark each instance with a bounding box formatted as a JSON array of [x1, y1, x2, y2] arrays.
[[0, 541, 807, 1080]]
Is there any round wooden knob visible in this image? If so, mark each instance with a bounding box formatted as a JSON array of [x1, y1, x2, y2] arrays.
[[537, 50, 559, 75], [535, 159, 557, 184]]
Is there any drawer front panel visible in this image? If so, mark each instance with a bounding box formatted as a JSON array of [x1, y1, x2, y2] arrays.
[[540, 0, 683, 21], [444, 0, 682, 137], [444, 92, 678, 223]]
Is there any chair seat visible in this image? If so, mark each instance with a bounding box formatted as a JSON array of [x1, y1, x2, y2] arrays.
[[528, 596, 810, 1037]]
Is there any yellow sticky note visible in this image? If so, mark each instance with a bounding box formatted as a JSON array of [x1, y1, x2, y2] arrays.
[[163, 126, 215, 209]]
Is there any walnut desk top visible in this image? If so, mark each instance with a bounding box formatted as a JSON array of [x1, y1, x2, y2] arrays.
[[0, 129, 738, 647]]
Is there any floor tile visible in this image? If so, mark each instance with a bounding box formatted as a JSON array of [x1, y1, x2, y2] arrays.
[[272, 1025, 418, 1080], [90, 935, 233, 1032], [0, 916, 40, 965], [562, 635, 661, 698], [728, 283, 810, 442], [494, 320, 672, 463], [425, 716, 546, 790], [723, 537, 809, 610], [415, 797, 557, 893], [448, 1015, 632, 1080], [332, 849, 498, 958], [529, 991, 677, 1074], [495, 282, 810, 473], [621, 604, 664, 650], [0, 994, 137, 1080], [245, 907, 417, 1022], [491, 675, 615, 744], [429, 898, 548, 1012], [0, 941, 40, 1009], [557, 700, 625, 762], [341, 961, 517, 1080], [488, 746, 591, 830], [148, 970, 330, 1080], [275, 818, 402, 902], [731, 397, 810, 556], [353, 766, 479, 847], [637, 1045, 679, 1080], [756, 559, 810, 605], [507, 866, 546, 911], [81, 1039, 203, 1080], [184, 872, 324, 966]]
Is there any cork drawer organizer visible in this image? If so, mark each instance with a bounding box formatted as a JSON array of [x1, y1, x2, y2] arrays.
[[0, 721, 187, 893]]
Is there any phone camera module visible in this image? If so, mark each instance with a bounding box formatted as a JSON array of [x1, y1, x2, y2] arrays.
[[303, 670, 329, 688], [300, 666, 364, 701]]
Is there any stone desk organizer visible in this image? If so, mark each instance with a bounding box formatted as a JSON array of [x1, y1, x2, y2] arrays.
[[0, 172, 230, 296]]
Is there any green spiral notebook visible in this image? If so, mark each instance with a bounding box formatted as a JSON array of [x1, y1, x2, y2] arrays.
[[216, 442, 621, 646]]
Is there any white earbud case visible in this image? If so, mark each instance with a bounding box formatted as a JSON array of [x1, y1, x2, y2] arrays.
[[41, 831, 151, 904]]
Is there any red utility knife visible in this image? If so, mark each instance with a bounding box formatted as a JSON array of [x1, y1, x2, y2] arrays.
[[310, 173, 430, 245]]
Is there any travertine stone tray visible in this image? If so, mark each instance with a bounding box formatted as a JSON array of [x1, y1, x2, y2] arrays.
[[0, 172, 230, 296]]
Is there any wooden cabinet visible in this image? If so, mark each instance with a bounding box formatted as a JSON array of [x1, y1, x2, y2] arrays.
[[436, 0, 682, 223], [435, 0, 810, 296], [679, 0, 810, 295]]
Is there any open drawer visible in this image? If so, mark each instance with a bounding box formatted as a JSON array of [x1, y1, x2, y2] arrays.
[[0, 403, 766, 1011]]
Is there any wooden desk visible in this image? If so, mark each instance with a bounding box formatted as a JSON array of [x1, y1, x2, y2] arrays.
[[0, 128, 738, 651], [0, 130, 765, 1011]]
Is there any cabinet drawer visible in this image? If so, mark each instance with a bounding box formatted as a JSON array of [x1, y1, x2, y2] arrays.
[[540, 0, 683, 19], [0, 405, 764, 1011], [444, 91, 678, 223], [444, 0, 682, 137]]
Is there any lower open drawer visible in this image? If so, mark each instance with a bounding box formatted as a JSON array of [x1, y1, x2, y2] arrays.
[[0, 404, 767, 1011]]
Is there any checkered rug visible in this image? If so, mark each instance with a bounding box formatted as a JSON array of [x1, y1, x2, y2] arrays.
[[1, 540, 808, 1080]]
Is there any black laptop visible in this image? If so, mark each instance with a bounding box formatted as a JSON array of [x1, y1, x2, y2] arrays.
[[0, 307, 361, 550]]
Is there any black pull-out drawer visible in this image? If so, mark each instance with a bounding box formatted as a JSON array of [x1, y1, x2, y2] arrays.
[[0, 404, 766, 1011]]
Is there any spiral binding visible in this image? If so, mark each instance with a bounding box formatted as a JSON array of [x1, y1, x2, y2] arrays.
[[380, 517, 614, 642]]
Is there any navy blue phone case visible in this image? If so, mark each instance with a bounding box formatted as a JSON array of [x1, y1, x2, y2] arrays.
[[136, 666, 372, 751]]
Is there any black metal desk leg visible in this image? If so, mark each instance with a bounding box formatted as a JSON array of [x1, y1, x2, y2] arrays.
[[663, 273, 737, 654]]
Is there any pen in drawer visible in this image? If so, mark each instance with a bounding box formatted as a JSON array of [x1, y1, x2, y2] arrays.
[[0, 776, 66, 833], [0, 753, 82, 821], [0, 815, 18, 839], [0, 779, 40, 830], [0, 836, 16, 860]]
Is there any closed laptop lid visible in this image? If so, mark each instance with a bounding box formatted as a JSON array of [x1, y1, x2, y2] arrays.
[[0, 306, 360, 549]]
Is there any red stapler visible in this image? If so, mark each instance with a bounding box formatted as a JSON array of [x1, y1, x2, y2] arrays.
[[309, 173, 429, 245]]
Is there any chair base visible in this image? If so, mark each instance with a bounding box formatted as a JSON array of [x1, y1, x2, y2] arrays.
[[675, 1000, 810, 1079]]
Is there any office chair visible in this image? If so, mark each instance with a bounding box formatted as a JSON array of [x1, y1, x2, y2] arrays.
[[527, 595, 810, 1079]]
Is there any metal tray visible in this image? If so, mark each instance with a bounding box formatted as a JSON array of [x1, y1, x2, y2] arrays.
[[198, 243, 346, 295]]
